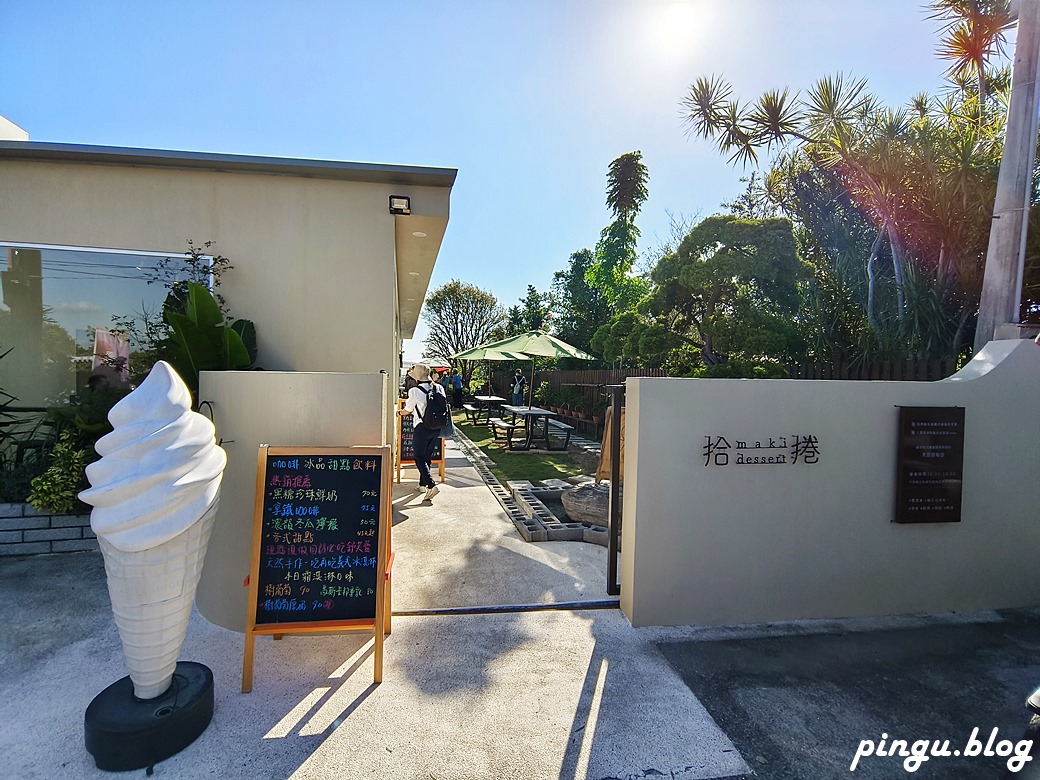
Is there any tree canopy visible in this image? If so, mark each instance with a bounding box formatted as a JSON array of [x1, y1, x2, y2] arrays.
[[669, 216, 803, 361], [551, 152, 652, 364], [506, 285, 550, 335], [421, 280, 504, 384]]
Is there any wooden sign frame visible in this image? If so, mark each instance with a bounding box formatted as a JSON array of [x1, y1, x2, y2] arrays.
[[242, 445, 393, 693], [396, 399, 445, 484]]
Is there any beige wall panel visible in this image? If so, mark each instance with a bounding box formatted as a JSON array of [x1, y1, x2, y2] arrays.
[[197, 370, 387, 632], [0, 155, 451, 472], [621, 340, 1040, 627], [0, 160, 399, 374]]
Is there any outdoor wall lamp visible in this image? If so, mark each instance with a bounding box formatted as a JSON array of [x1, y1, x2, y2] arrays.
[[388, 195, 411, 215]]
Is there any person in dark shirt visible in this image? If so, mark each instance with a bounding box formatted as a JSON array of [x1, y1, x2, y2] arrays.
[[450, 368, 464, 408]]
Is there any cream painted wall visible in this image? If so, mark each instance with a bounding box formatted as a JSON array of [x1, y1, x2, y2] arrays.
[[0, 160, 391, 370], [620, 340, 1040, 627], [197, 371, 387, 632], [0, 158, 447, 443], [0, 116, 28, 141]]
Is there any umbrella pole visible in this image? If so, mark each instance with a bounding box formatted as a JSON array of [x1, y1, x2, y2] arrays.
[[528, 360, 535, 408]]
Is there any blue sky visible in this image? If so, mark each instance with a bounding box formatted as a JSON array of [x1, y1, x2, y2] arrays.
[[1, 1, 955, 360]]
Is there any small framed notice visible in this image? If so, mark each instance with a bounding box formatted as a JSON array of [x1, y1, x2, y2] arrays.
[[894, 406, 965, 524], [242, 445, 392, 692]]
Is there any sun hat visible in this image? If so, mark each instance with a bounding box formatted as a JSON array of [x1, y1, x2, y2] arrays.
[[408, 363, 431, 382]]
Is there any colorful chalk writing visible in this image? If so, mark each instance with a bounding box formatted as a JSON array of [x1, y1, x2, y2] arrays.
[[253, 450, 383, 624]]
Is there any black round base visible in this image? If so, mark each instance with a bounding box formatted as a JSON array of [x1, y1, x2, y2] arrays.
[[84, 661, 214, 772]]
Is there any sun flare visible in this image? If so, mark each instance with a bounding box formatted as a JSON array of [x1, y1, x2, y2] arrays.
[[654, 1, 705, 55]]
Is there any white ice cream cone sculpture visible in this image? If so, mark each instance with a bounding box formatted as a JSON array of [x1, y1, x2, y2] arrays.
[[80, 361, 226, 700]]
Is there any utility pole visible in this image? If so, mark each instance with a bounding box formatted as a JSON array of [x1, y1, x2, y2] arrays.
[[976, 0, 1040, 352]]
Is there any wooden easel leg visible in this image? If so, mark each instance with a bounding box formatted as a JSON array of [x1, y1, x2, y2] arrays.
[[242, 633, 256, 693], [374, 625, 384, 684]]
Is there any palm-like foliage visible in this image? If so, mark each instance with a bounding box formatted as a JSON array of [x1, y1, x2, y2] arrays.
[[679, 2, 1015, 361], [929, 0, 1014, 117]]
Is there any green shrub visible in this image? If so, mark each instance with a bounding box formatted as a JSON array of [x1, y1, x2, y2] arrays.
[[28, 430, 95, 515], [691, 359, 787, 379], [556, 387, 586, 409], [162, 281, 254, 401]]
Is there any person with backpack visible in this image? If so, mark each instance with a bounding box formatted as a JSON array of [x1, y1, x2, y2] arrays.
[[398, 363, 448, 501], [511, 368, 527, 406]]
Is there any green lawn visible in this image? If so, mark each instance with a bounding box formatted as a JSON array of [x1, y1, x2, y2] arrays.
[[452, 412, 598, 485]]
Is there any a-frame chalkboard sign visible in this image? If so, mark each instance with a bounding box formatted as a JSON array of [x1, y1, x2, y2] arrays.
[[396, 399, 445, 484], [242, 445, 392, 692]]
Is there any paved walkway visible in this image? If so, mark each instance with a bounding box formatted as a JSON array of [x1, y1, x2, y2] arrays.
[[0, 437, 748, 780], [4, 436, 1040, 779]]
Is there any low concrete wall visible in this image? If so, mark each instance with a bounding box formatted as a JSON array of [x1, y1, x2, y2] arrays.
[[620, 339, 1040, 627], [0, 503, 96, 556]]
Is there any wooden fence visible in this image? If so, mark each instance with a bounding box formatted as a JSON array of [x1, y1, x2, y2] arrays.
[[490, 368, 667, 399], [489, 363, 957, 398], [487, 368, 667, 437], [785, 360, 959, 381]]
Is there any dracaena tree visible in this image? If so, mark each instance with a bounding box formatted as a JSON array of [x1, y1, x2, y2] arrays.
[[679, 0, 1017, 361], [929, 0, 1014, 127]]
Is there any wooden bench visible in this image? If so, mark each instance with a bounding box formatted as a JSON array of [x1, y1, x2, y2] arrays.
[[462, 403, 481, 424], [489, 417, 519, 449], [546, 419, 574, 451]]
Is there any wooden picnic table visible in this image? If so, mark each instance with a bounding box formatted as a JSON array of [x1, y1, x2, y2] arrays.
[[499, 404, 569, 450], [472, 395, 506, 424]]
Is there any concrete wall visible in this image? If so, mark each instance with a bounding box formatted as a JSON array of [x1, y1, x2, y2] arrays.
[[0, 158, 448, 442], [620, 339, 1040, 627], [197, 370, 387, 632]]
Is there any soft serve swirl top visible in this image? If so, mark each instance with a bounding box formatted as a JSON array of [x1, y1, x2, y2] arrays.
[[80, 361, 227, 552]]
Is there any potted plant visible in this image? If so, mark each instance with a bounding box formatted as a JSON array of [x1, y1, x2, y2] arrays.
[[555, 388, 583, 421], [544, 387, 562, 413], [161, 281, 255, 403], [533, 381, 552, 409]]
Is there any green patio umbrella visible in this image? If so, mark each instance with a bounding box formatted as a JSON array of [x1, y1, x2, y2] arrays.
[[449, 344, 532, 397], [457, 330, 594, 407]]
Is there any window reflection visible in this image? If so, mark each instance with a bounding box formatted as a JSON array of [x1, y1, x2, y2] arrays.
[[0, 244, 176, 408]]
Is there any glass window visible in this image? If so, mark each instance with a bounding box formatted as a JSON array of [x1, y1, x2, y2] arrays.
[[0, 244, 195, 408]]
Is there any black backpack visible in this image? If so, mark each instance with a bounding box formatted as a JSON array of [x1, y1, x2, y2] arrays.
[[417, 385, 450, 430]]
